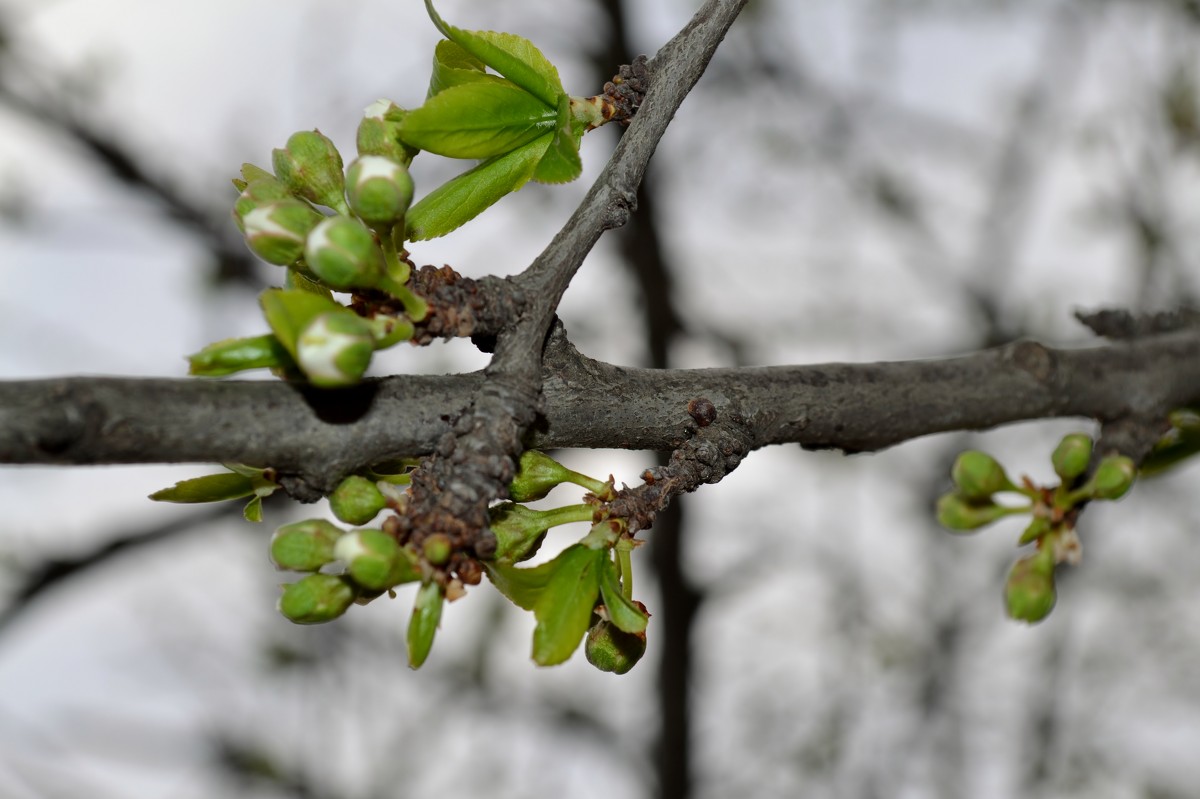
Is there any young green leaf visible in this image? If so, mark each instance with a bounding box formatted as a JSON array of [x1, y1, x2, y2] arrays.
[[149, 471, 256, 504], [405, 133, 551, 240], [429, 39, 489, 97], [243, 495, 264, 522], [400, 80, 555, 159], [532, 93, 583, 184], [407, 580, 445, 669], [483, 557, 561, 611], [424, 0, 564, 108], [532, 545, 605, 666], [187, 333, 293, 377], [598, 554, 649, 635]]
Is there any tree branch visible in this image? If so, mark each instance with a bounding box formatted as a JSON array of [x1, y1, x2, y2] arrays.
[[3, 325, 1197, 486]]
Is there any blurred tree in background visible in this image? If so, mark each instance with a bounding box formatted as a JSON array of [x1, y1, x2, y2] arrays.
[[4, 1, 1200, 798]]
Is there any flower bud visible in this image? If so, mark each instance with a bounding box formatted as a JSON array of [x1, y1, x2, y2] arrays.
[[232, 177, 295, 232], [951, 450, 1013, 501], [422, 533, 453, 566], [270, 518, 343, 572], [272, 129, 348, 212], [278, 574, 357, 624], [1004, 550, 1056, 624], [508, 450, 573, 502], [357, 99, 418, 165], [346, 155, 414, 227], [296, 310, 374, 388], [935, 492, 1011, 532], [488, 503, 550, 562], [329, 475, 387, 525], [1052, 433, 1093, 481], [304, 215, 386, 291], [241, 199, 323, 265], [334, 529, 414, 591], [585, 618, 646, 675], [1089, 455, 1136, 500]]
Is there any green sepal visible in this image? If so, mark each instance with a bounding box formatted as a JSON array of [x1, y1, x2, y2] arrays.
[[405, 133, 551, 241], [532, 545, 605, 666], [401, 80, 554, 160], [483, 557, 560, 611], [1017, 516, 1052, 546], [187, 333, 293, 377], [429, 39, 489, 97], [278, 574, 357, 624], [424, 0, 564, 108], [150, 471, 256, 504], [270, 518, 343, 572], [532, 93, 583, 184], [597, 554, 648, 635], [240, 162, 275, 184], [407, 580, 444, 669], [243, 496, 264, 522]]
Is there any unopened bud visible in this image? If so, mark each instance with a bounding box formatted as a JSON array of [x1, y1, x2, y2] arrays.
[[272, 129, 347, 212], [1004, 550, 1056, 624], [296, 311, 374, 388], [335, 529, 414, 591], [278, 574, 356, 624], [585, 618, 646, 674], [488, 503, 550, 562], [1052, 433, 1093, 481], [241, 199, 323, 265], [304, 215, 386, 291], [951, 450, 1014, 501], [233, 177, 294, 232], [936, 492, 1011, 532], [270, 518, 343, 572], [329, 475, 387, 525], [423, 533, 453, 566], [407, 581, 444, 669], [357, 99, 418, 165], [346, 155, 414, 228], [508, 450, 573, 502], [1089, 455, 1136, 500]]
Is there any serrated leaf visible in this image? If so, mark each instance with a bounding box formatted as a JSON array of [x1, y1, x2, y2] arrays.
[[598, 555, 648, 635], [484, 557, 561, 611], [533, 93, 583, 184], [259, 288, 343, 358], [532, 545, 604, 666], [401, 80, 555, 160], [149, 472, 256, 504], [425, 0, 564, 109], [405, 133, 551, 240], [407, 581, 444, 669], [429, 39, 490, 97]]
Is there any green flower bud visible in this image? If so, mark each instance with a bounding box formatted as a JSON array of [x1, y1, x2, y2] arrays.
[[346, 155, 414, 228], [935, 492, 1012, 532], [304, 215, 386, 291], [270, 518, 343, 572], [1052, 433, 1093, 481], [357, 99, 418, 165], [1089, 455, 1136, 500], [334, 529, 411, 591], [240, 199, 323, 265], [232, 177, 295, 232], [329, 475, 387, 525], [488, 502, 596, 562], [585, 618, 647, 675], [1004, 550, 1056, 624], [422, 533, 453, 566], [272, 129, 348, 212], [509, 450, 572, 502], [278, 574, 357, 624], [951, 450, 1014, 501], [296, 310, 374, 388]]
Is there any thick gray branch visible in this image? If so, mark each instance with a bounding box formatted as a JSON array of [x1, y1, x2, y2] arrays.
[[4, 329, 1199, 489]]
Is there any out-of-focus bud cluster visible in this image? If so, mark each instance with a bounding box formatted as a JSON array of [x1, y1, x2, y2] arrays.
[[934, 434, 1139, 624]]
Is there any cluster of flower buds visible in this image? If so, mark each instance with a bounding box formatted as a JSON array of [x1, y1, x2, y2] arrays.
[[197, 104, 430, 388], [936, 434, 1137, 623]]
